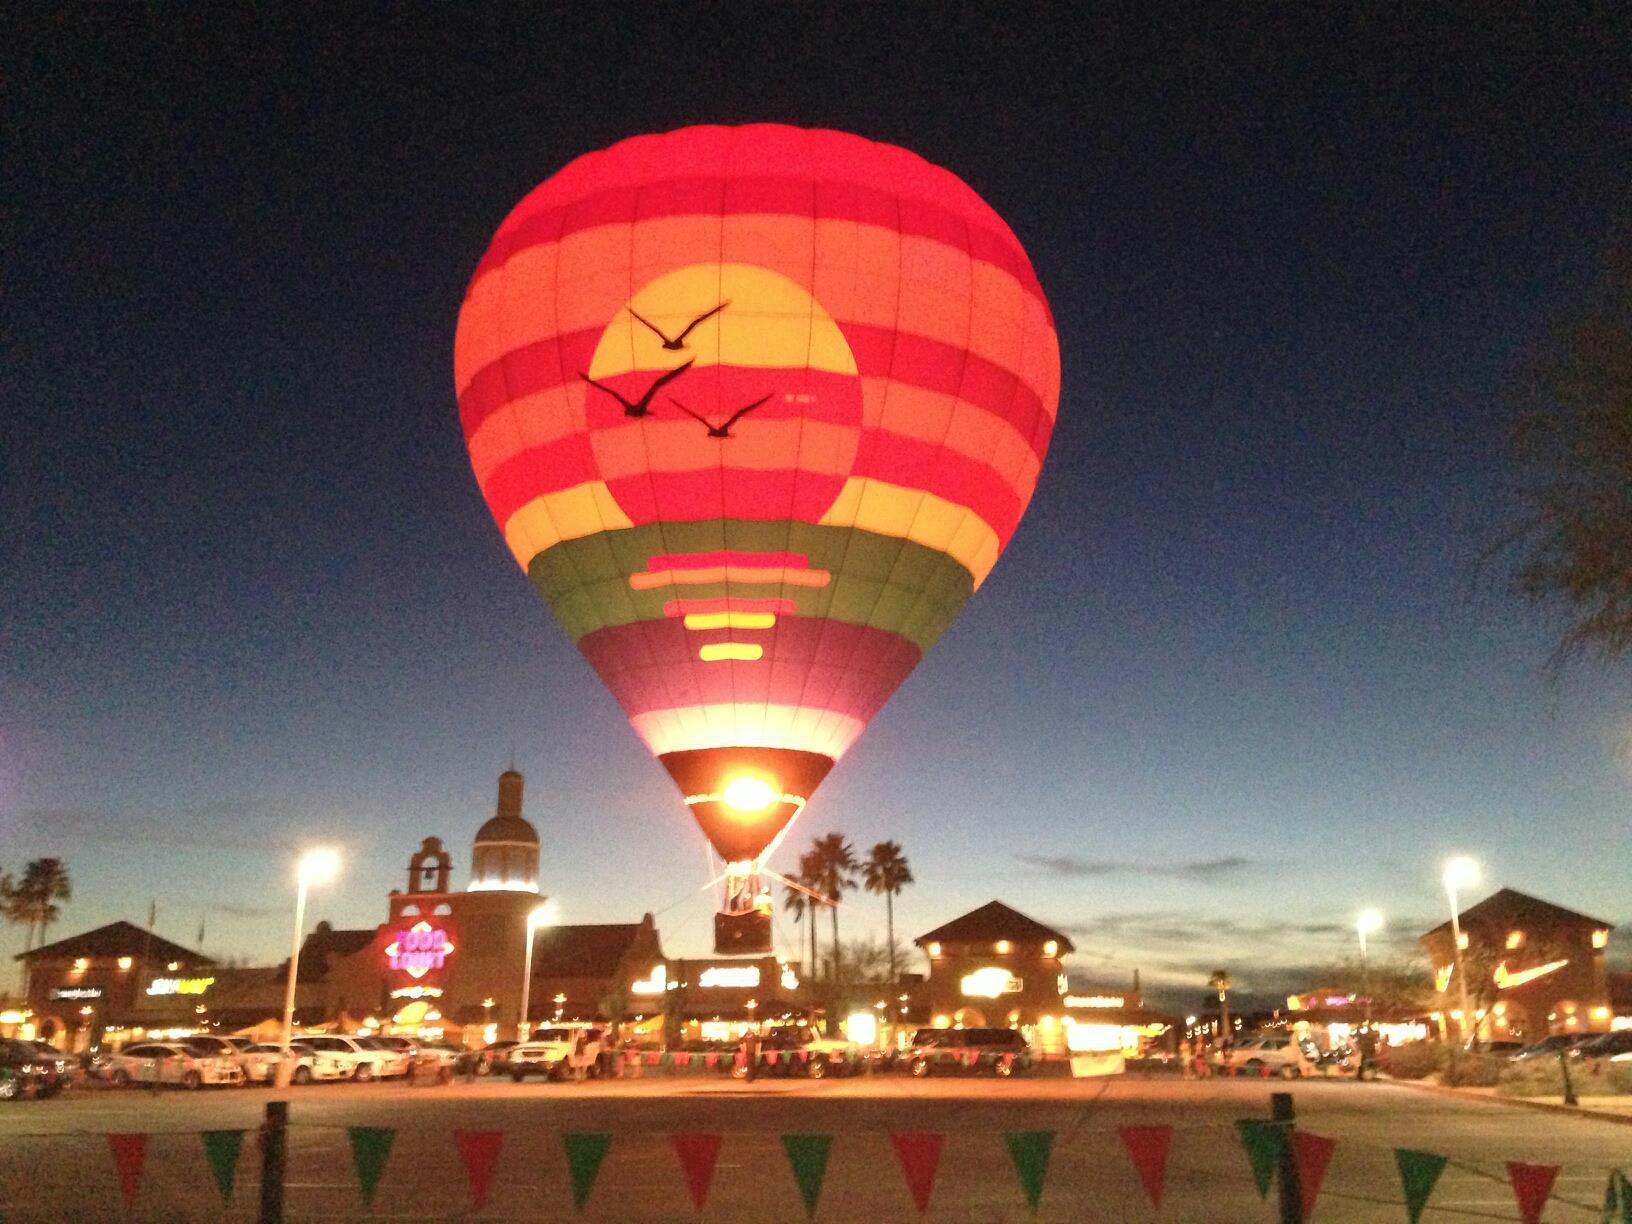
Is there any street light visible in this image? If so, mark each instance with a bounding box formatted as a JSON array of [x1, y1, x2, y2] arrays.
[[518, 902, 556, 1040], [1442, 856, 1480, 1046], [276, 848, 340, 1087], [1356, 909, 1384, 1024]]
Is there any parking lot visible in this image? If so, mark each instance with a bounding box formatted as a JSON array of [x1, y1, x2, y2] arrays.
[[1, 1074, 1628, 1220]]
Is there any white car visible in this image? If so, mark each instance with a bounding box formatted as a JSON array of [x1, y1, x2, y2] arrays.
[[509, 1027, 601, 1081], [1213, 1034, 1316, 1079], [357, 1038, 413, 1079], [293, 1035, 406, 1081], [256, 1042, 352, 1084], [182, 1035, 248, 1070], [108, 1042, 244, 1088]]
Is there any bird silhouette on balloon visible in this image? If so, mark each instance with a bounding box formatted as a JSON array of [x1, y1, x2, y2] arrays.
[[628, 301, 729, 351], [668, 394, 773, 438], [579, 360, 694, 418]]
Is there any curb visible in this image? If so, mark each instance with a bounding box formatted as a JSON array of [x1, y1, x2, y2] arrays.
[[1391, 1078, 1632, 1127]]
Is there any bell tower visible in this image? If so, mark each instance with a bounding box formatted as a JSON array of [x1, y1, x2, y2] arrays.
[[469, 770, 540, 893], [407, 837, 452, 894]]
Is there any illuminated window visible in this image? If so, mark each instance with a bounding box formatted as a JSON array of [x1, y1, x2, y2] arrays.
[[166, 962, 180, 972], [1592, 1006, 1610, 1020], [926, 942, 942, 958], [1043, 940, 1058, 957], [994, 940, 1012, 954], [1593, 929, 1609, 949], [117, 957, 133, 971], [1505, 930, 1524, 950], [73, 958, 89, 972]]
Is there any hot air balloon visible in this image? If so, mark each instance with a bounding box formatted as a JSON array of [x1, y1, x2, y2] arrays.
[[455, 125, 1058, 952]]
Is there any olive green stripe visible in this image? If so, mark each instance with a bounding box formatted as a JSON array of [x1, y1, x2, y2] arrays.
[[527, 521, 974, 653]]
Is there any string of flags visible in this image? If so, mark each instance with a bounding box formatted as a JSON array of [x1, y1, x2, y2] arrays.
[[94, 1121, 1632, 1219]]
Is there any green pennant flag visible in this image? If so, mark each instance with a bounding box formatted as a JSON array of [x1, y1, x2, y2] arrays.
[[1605, 1169, 1632, 1224], [347, 1127, 395, 1206], [1004, 1130, 1055, 1213], [563, 1132, 612, 1211], [780, 1134, 833, 1218], [1395, 1149, 1448, 1224], [1234, 1120, 1284, 1200], [201, 1130, 244, 1203]]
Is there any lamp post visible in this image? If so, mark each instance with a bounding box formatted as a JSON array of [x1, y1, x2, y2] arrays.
[[276, 848, 340, 1088], [1356, 908, 1384, 1024], [1442, 856, 1479, 1046], [517, 902, 555, 1040], [1208, 969, 1231, 1044]]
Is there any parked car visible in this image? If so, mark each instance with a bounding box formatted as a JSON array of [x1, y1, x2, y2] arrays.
[[908, 1028, 1030, 1077], [264, 1041, 353, 1084], [474, 1040, 520, 1075], [182, 1035, 248, 1069], [25, 1041, 75, 1090], [1511, 1033, 1595, 1062], [1212, 1034, 1318, 1080], [732, 1025, 860, 1080], [236, 1043, 286, 1084], [1573, 1031, 1632, 1062], [107, 1042, 244, 1088], [414, 1042, 467, 1075], [508, 1027, 603, 1081], [291, 1036, 398, 1081], [357, 1037, 413, 1079], [0, 1039, 58, 1100], [1467, 1039, 1526, 1056]]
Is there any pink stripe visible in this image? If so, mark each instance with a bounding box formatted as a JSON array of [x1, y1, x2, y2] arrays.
[[647, 551, 807, 572], [663, 597, 797, 617]]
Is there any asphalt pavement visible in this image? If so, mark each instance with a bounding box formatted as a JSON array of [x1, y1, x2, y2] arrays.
[[0, 1074, 1627, 1221]]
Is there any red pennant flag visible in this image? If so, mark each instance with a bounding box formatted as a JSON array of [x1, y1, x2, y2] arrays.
[[767, 1050, 781, 1066], [891, 1133, 945, 1213], [1001, 1052, 1015, 1069], [672, 1134, 722, 1209], [107, 1134, 147, 1210], [454, 1131, 504, 1210], [1118, 1125, 1172, 1209], [706, 1052, 720, 1069], [647, 1051, 661, 1067], [1290, 1132, 1337, 1221], [733, 1051, 746, 1069], [676, 1052, 690, 1066], [798, 1050, 809, 1063], [1507, 1161, 1560, 1224]]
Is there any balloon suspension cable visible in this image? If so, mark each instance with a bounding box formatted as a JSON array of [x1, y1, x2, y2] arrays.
[[762, 867, 834, 907]]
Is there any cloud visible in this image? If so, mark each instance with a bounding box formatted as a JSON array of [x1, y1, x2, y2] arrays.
[[1015, 854, 1254, 881]]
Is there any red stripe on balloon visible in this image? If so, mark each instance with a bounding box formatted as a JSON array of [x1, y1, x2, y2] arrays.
[[647, 551, 808, 571], [578, 617, 921, 719], [469, 174, 1044, 311], [481, 434, 600, 523], [604, 469, 848, 526], [663, 597, 797, 617], [852, 432, 1024, 543]]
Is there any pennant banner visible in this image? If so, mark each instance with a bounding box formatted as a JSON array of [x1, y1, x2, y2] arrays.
[[1395, 1149, 1447, 1224], [672, 1133, 722, 1210], [106, 1133, 147, 1211], [1004, 1130, 1054, 1213], [891, 1132, 945, 1214], [1235, 1119, 1285, 1200], [455, 1130, 504, 1210], [781, 1134, 833, 1218], [1508, 1161, 1560, 1224], [200, 1130, 245, 1204], [1290, 1131, 1336, 1223], [562, 1132, 611, 1211], [1118, 1125, 1173, 1210], [348, 1126, 395, 1207]]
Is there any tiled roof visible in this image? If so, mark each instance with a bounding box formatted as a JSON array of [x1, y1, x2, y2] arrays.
[[15, 920, 213, 965], [914, 901, 1075, 952], [1419, 888, 1614, 940], [278, 924, 378, 982]]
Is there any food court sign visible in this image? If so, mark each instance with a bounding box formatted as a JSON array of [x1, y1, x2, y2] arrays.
[[386, 921, 455, 979]]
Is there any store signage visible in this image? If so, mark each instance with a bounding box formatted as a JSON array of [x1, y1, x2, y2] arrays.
[[1494, 959, 1568, 990], [1322, 995, 1354, 1007], [389, 984, 444, 1000], [386, 921, 455, 979], [50, 986, 103, 1001], [697, 966, 760, 989], [630, 965, 667, 995], [1063, 994, 1124, 1009], [146, 977, 215, 996], [960, 967, 1023, 998]]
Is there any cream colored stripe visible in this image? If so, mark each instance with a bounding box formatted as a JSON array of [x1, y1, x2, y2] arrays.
[[819, 477, 1000, 588], [630, 705, 865, 758], [501, 482, 634, 569]]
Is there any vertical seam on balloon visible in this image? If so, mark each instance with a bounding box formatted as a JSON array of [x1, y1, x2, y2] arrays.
[[714, 140, 738, 756]]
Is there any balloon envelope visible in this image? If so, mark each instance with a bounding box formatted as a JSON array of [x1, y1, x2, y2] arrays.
[[456, 125, 1059, 861]]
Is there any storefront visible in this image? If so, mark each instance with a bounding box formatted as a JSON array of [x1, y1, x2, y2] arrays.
[[666, 956, 807, 1044], [1059, 989, 1175, 1058]]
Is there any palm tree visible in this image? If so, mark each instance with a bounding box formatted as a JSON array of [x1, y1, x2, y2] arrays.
[[0, 871, 24, 951], [807, 833, 857, 981], [14, 859, 72, 950], [862, 841, 914, 982], [782, 850, 823, 976]]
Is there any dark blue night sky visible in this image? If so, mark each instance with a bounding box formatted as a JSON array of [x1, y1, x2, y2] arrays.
[[6, 9, 1629, 1005]]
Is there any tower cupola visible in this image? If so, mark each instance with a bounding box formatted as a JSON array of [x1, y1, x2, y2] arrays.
[[469, 769, 540, 892]]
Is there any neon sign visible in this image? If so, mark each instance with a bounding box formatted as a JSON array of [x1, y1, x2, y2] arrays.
[[50, 986, 103, 1000], [697, 966, 759, 989], [386, 921, 455, 979], [630, 965, 667, 995], [960, 967, 1023, 998], [389, 985, 444, 1000], [1063, 994, 1124, 1009], [146, 977, 215, 996], [1494, 959, 1568, 990]]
